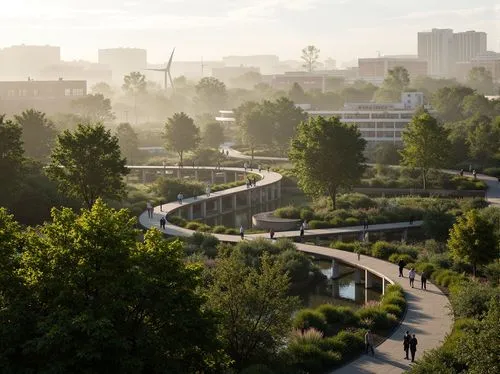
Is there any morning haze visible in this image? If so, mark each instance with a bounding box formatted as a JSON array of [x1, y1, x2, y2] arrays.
[[0, 1, 499, 374]]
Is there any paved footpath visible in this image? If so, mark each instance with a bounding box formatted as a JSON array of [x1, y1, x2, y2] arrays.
[[138, 166, 500, 374]]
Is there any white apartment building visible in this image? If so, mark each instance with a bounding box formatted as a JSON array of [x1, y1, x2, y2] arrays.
[[307, 92, 425, 144], [418, 29, 455, 77]]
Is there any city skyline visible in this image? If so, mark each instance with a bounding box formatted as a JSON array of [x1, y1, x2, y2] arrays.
[[0, 0, 498, 64]]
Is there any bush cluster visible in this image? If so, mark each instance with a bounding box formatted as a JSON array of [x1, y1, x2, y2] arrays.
[[288, 284, 405, 373]]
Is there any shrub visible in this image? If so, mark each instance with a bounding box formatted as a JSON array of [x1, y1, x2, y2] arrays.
[[308, 220, 332, 229], [300, 208, 315, 222], [274, 206, 301, 219], [415, 262, 436, 276], [356, 306, 395, 330], [344, 217, 360, 226], [381, 294, 406, 312], [449, 280, 499, 319], [287, 342, 342, 374], [185, 222, 202, 230], [225, 228, 238, 235], [289, 328, 324, 346], [381, 304, 403, 317], [371, 241, 399, 260], [167, 215, 186, 227], [334, 330, 365, 358], [316, 304, 344, 325], [240, 364, 275, 374], [189, 231, 206, 246], [329, 241, 358, 252], [212, 225, 227, 233], [483, 167, 500, 177], [388, 253, 414, 265], [293, 309, 327, 333]]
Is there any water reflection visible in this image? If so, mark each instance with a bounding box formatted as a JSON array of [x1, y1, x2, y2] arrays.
[[297, 260, 382, 309]]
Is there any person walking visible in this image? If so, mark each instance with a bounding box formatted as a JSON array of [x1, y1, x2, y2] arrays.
[[240, 225, 244, 240], [299, 223, 305, 241], [421, 271, 427, 290], [146, 201, 153, 219], [258, 164, 262, 173], [177, 192, 184, 204], [398, 259, 405, 277], [409, 215, 414, 225], [363, 218, 369, 230], [409, 268, 416, 288], [159, 217, 166, 230], [206, 185, 211, 197], [403, 331, 411, 360], [409, 334, 418, 362], [269, 228, 275, 239], [472, 169, 477, 180], [364, 330, 375, 356], [267, 166, 270, 173]]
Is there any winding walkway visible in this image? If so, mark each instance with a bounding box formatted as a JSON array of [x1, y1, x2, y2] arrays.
[[137, 166, 463, 374]]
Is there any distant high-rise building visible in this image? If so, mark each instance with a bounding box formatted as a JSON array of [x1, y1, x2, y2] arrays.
[[418, 28, 455, 77], [0, 45, 61, 80], [358, 56, 428, 83], [453, 31, 487, 62], [98, 48, 147, 83]]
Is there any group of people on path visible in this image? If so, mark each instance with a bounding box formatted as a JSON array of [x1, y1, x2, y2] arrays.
[[365, 330, 419, 363], [246, 176, 258, 188], [398, 260, 428, 290]]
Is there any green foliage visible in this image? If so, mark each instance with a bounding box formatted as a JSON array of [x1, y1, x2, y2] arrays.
[[202, 122, 225, 148], [371, 241, 399, 260], [449, 280, 499, 319], [195, 77, 228, 114], [164, 112, 200, 165], [154, 177, 204, 201], [289, 116, 366, 209], [447, 209, 498, 276], [401, 110, 451, 189], [0, 200, 224, 373], [308, 220, 331, 229], [14, 109, 56, 161], [293, 309, 327, 333], [423, 206, 456, 242], [0, 116, 25, 208], [46, 123, 129, 208], [278, 249, 320, 284], [274, 205, 301, 219], [301, 45, 320, 72], [206, 250, 299, 369], [72, 93, 115, 122], [116, 122, 140, 164]]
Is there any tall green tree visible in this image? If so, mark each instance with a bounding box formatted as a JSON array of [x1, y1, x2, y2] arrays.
[[289, 116, 366, 209], [164, 112, 200, 165], [301, 45, 320, 72], [400, 111, 450, 189], [91, 82, 114, 97], [448, 209, 498, 276], [466, 115, 500, 166], [270, 97, 307, 156], [47, 124, 128, 208], [195, 77, 228, 114], [123, 72, 147, 125], [207, 249, 298, 369], [14, 109, 56, 161], [0, 201, 224, 373], [375, 66, 410, 102], [288, 83, 307, 104], [72, 94, 115, 123], [0, 116, 24, 208], [202, 122, 225, 149], [116, 122, 140, 164], [238, 106, 274, 161], [431, 86, 475, 122]]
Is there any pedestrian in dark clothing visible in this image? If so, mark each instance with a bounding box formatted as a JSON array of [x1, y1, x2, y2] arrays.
[[409, 335, 418, 362], [409, 215, 414, 225], [398, 259, 405, 277], [159, 217, 166, 230], [403, 331, 411, 360], [421, 271, 427, 290], [409, 268, 416, 288], [269, 228, 275, 239], [240, 226, 244, 240], [365, 330, 375, 356], [267, 166, 270, 172], [363, 218, 369, 230], [300, 226, 305, 240]]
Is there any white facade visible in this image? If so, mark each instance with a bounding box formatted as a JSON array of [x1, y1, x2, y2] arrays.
[[453, 31, 487, 62], [215, 110, 235, 124], [307, 92, 425, 143]]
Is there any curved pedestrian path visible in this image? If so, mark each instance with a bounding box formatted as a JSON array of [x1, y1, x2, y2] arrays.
[[137, 165, 459, 374]]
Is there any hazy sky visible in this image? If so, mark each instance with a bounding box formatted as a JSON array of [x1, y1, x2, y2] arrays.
[[0, 0, 498, 64]]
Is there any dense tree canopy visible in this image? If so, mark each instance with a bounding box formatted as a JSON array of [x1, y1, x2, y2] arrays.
[[207, 248, 298, 369], [467, 66, 495, 95], [0, 201, 224, 373], [448, 209, 498, 276], [0, 116, 24, 208], [47, 123, 128, 208], [400, 111, 450, 189], [202, 122, 225, 149], [116, 122, 140, 164], [72, 94, 115, 123], [289, 116, 366, 209], [195, 77, 228, 114], [14, 109, 56, 161], [164, 112, 200, 165]]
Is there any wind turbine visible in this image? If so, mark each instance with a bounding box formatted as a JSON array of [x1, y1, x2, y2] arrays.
[[147, 48, 175, 92]]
